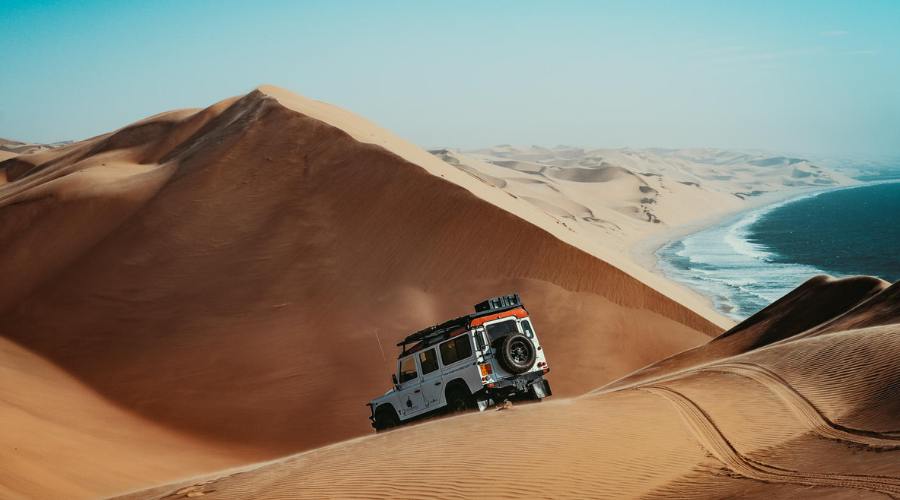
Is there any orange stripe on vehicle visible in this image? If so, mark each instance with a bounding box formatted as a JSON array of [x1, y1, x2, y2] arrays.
[[469, 307, 528, 327]]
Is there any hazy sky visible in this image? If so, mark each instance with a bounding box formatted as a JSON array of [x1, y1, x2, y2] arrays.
[[2, 1, 898, 156]]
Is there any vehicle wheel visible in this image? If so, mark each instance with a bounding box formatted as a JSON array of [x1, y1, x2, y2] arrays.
[[497, 334, 536, 374], [373, 405, 399, 431], [445, 385, 474, 414]]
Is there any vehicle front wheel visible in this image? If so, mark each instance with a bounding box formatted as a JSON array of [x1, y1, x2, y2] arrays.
[[445, 385, 474, 414], [373, 405, 400, 431]]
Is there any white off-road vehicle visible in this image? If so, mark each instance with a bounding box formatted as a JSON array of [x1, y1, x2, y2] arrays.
[[368, 293, 551, 430]]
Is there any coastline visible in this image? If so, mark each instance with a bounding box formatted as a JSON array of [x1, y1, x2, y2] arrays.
[[628, 184, 855, 322]]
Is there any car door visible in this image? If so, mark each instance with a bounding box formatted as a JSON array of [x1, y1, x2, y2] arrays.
[[396, 354, 426, 418], [417, 347, 443, 409]]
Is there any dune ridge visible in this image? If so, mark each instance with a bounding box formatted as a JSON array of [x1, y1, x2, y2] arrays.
[[4, 86, 894, 499], [0, 86, 725, 498], [122, 275, 900, 499]]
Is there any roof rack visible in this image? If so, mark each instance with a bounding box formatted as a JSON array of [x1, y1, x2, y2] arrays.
[[396, 293, 523, 356]]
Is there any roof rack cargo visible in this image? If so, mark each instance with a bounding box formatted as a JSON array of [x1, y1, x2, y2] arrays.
[[396, 293, 526, 356], [474, 293, 521, 313]]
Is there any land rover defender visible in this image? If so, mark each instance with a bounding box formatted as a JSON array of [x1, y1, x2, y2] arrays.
[[367, 293, 551, 430]]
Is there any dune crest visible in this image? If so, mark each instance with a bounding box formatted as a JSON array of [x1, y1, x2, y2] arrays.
[[0, 87, 723, 498], [124, 275, 900, 499]]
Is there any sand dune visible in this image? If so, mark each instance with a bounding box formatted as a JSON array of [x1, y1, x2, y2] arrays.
[[123, 275, 900, 499], [4, 86, 892, 499], [439, 146, 857, 258], [0, 137, 69, 156], [546, 164, 636, 183], [603, 275, 890, 391], [0, 86, 723, 497], [0, 336, 247, 499]]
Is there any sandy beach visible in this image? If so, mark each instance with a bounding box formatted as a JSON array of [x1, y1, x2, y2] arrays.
[[628, 186, 843, 316]]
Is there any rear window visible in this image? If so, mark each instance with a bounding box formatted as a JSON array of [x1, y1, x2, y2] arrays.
[[419, 348, 438, 374], [399, 356, 418, 383], [521, 319, 535, 339], [439, 335, 473, 366], [486, 319, 519, 342]]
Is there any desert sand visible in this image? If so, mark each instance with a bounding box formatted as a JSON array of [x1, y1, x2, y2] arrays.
[[0, 336, 246, 498], [1, 86, 726, 498], [2, 86, 894, 499], [434, 146, 855, 258], [430, 146, 858, 318], [124, 276, 900, 499]]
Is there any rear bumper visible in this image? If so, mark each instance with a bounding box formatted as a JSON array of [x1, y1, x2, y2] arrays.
[[480, 370, 551, 401]]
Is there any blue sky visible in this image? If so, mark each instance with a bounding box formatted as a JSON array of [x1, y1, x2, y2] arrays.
[[1, 1, 898, 156]]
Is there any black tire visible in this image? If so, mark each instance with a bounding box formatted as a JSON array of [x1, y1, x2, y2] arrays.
[[497, 334, 536, 374], [373, 405, 399, 431], [445, 384, 474, 414]]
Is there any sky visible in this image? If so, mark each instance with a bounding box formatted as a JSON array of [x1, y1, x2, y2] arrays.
[[1, 0, 899, 157]]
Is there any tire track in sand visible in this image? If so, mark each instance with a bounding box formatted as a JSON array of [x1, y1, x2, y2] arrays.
[[705, 362, 900, 449], [642, 385, 900, 496]]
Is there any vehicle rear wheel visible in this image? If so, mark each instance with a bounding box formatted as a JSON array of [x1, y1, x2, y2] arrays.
[[445, 385, 474, 414], [497, 334, 536, 374], [373, 405, 399, 431]]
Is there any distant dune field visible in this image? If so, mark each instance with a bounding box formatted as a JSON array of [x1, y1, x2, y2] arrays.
[[432, 145, 855, 258]]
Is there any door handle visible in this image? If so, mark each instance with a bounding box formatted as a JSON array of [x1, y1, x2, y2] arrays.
[[435, 381, 442, 386], [414, 389, 421, 393]]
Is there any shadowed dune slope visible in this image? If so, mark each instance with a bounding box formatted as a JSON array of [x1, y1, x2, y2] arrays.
[[123, 275, 900, 499], [0, 337, 246, 500], [0, 86, 721, 496]]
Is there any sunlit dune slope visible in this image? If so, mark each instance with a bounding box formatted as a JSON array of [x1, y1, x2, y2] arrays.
[[0, 85, 722, 497], [125, 275, 900, 499], [604, 275, 890, 391]]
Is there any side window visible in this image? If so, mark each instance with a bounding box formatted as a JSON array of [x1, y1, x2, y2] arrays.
[[455, 335, 473, 360], [440, 335, 473, 366], [521, 319, 535, 339], [419, 348, 438, 375], [486, 319, 519, 342], [399, 356, 418, 383], [439, 339, 456, 366]]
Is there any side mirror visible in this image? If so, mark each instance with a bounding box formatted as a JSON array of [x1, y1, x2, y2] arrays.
[[392, 374, 399, 388]]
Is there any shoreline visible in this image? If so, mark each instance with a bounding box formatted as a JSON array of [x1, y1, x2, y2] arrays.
[[628, 184, 854, 320]]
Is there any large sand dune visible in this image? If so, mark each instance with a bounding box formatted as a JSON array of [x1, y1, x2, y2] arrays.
[[4, 87, 894, 499], [125, 276, 900, 499], [0, 87, 724, 497]]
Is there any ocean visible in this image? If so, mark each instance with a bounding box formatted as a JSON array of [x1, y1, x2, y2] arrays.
[[657, 181, 900, 320]]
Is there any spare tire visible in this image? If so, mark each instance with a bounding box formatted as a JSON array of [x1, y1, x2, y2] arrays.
[[497, 334, 536, 374]]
